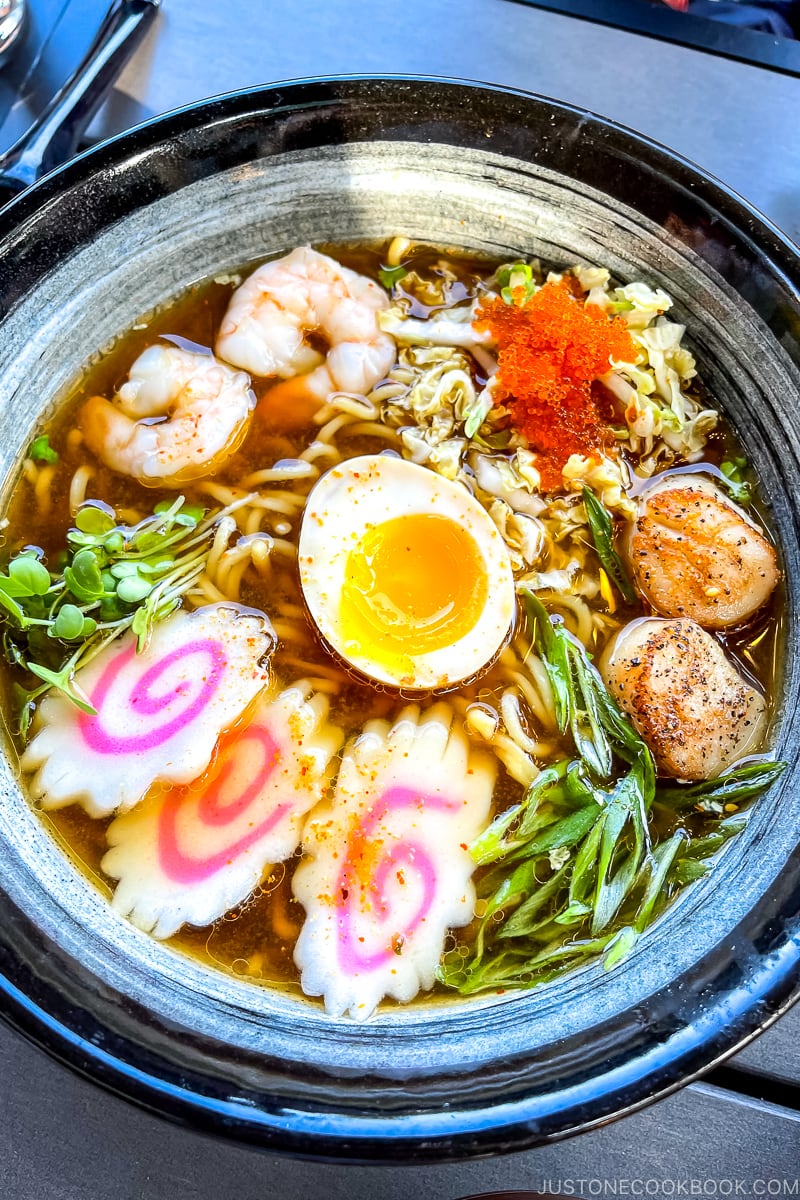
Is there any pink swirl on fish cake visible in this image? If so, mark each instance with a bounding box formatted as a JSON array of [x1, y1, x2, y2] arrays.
[[79, 638, 227, 755], [336, 784, 460, 974], [158, 722, 290, 884]]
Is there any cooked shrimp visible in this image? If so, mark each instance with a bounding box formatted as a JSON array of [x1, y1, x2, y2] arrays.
[[603, 616, 766, 779], [81, 345, 255, 487], [215, 247, 396, 425], [627, 474, 779, 629]]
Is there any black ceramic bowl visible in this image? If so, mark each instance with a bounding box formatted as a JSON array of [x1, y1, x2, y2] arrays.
[[0, 76, 798, 1163]]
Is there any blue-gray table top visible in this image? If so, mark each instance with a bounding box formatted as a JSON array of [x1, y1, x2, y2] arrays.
[[1, 1, 799, 1194], [94, 0, 800, 243]]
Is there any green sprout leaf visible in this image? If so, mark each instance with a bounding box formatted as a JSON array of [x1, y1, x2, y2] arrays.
[[26, 662, 96, 714], [116, 574, 153, 605], [52, 604, 87, 640], [0, 584, 27, 626], [8, 555, 51, 597], [64, 549, 104, 603], [74, 503, 116, 537], [0, 494, 221, 733]]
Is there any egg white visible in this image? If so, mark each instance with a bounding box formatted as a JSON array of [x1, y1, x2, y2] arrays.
[[298, 454, 516, 690]]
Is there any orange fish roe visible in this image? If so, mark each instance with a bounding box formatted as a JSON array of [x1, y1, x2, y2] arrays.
[[475, 279, 636, 490]]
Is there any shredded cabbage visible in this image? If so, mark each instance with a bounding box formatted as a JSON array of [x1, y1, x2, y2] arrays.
[[486, 499, 545, 570], [379, 302, 490, 348], [471, 450, 544, 516], [561, 454, 635, 518], [373, 260, 715, 573]]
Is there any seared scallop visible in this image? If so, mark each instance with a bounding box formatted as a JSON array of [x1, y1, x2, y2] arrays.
[[627, 474, 778, 629], [603, 617, 766, 780]]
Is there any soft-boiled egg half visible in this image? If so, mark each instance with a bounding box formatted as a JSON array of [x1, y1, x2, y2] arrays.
[[298, 455, 516, 690]]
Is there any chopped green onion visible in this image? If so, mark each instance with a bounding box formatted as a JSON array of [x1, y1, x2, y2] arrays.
[[28, 435, 59, 464], [378, 265, 408, 289], [719, 455, 753, 506], [497, 262, 537, 306], [438, 593, 780, 998], [582, 486, 637, 604], [655, 759, 786, 811]]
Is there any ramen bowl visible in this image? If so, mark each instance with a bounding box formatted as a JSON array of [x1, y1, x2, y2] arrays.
[[0, 76, 798, 1162]]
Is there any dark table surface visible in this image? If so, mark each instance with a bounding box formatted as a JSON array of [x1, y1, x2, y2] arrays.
[[0, 2, 799, 1195]]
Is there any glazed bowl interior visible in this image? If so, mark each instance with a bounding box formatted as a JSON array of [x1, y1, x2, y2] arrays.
[[0, 77, 798, 1162]]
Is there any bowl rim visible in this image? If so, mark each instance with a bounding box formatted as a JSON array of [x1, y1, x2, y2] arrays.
[[0, 73, 799, 1163], [1, 72, 799, 282]]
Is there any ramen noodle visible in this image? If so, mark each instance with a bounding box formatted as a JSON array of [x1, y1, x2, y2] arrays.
[[0, 242, 783, 1018]]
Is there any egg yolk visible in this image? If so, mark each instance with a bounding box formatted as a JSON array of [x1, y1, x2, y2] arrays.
[[339, 513, 489, 680]]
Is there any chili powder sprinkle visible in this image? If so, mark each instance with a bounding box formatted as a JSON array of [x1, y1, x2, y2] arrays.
[[475, 278, 636, 490]]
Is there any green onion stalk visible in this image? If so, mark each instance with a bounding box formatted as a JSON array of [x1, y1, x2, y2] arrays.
[[437, 593, 785, 995]]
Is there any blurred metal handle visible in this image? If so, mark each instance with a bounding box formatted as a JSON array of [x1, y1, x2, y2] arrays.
[[0, 0, 160, 202]]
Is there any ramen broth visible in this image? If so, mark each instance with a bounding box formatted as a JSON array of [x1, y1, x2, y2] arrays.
[[0, 242, 782, 1004]]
